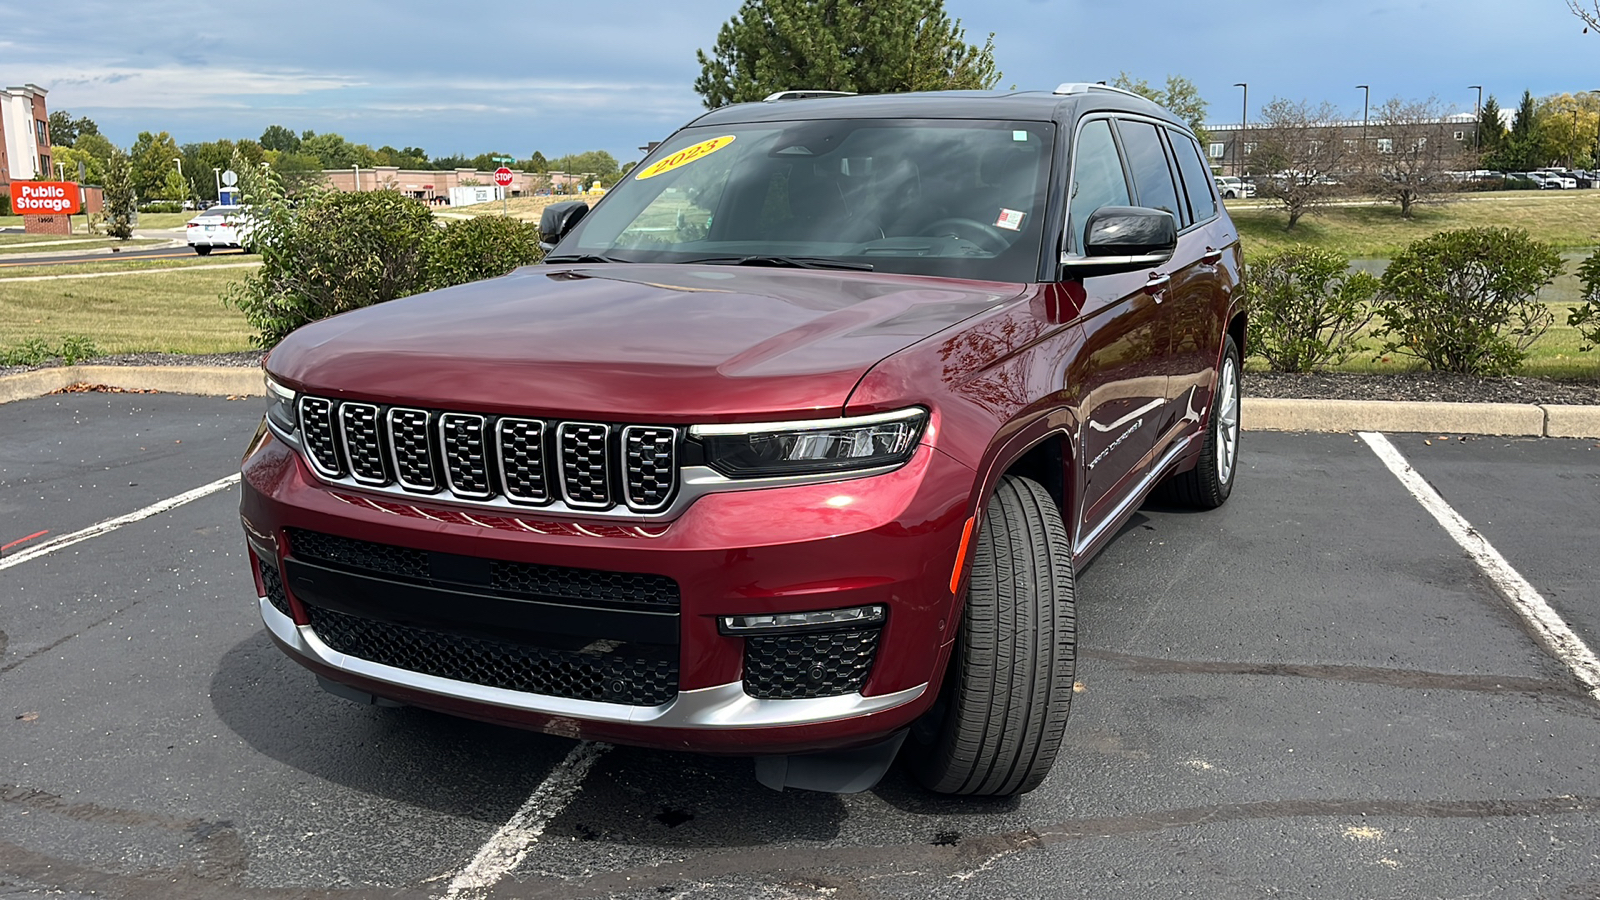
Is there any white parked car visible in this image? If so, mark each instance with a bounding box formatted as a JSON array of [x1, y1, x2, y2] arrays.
[[1215, 176, 1254, 199], [185, 205, 254, 255]]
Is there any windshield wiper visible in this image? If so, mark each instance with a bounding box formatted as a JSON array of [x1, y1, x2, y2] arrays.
[[681, 255, 874, 272], [544, 252, 629, 263]]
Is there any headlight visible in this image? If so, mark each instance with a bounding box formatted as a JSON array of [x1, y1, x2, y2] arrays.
[[264, 374, 297, 435], [691, 408, 926, 478]]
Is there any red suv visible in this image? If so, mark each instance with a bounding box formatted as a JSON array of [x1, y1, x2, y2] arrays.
[[240, 84, 1244, 796]]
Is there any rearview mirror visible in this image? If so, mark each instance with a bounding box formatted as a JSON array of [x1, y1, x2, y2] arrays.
[[1060, 206, 1177, 275], [539, 201, 590, 250]]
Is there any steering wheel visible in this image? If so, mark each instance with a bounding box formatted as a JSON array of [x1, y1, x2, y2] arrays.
[[921, 217, 1011, 252]]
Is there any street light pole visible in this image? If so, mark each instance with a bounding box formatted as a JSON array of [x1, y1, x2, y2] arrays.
[[1469, 85, 1483, 152], [1234, 82, 1248, 177], [1356, 85, 1370, 173]]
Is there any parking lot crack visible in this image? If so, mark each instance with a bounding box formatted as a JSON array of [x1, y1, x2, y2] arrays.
[[1082, 649, 1583, 696]]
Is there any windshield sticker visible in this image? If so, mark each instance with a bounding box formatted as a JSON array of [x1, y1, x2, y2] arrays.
[[634, 136, 737, 180], [995, 209, 1026, 231]]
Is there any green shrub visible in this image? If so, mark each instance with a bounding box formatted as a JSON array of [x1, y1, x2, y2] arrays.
[[138, 201, 185, 213], [430, 214, 543, 291], [1571, 250, 1600, 354], [1244, 246, 1378, 372], [226, 190, 439, 348], [1372, 228, 1563, 376], [0, 335, 99, 366]]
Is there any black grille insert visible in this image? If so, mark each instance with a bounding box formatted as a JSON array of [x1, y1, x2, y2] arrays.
[[297, 397, 342, 476], [304, 603, 678, 706], [559, 422, 611, 508], [497, 418, 549, 503], [261, 562, 292, 618], [440, 413, 492, 497], [744, 629, 880, 700], [623, 426, 678, 511], [388, 408, 436, 491], [339, 403, 387, 484]]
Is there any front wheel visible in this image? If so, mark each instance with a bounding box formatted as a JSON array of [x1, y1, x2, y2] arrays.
[[911, 475, 1076, 796], [1162, 335, 1241, 508]]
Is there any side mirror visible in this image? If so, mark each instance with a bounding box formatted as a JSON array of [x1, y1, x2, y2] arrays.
[[1060, 206, 1177, 275], [539, 200, 590, 250]]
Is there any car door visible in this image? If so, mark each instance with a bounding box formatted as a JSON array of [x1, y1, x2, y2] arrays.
[[1163, 127, 1232, 443], [1063, 116, 1172, 541]]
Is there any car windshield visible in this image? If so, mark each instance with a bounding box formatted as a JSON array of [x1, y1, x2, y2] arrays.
[[556, 118, 1056, 282]]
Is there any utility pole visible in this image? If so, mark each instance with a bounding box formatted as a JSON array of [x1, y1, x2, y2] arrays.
[[1357, 85, 1371, 173], [1234, 82, 1248, 177], [1469, 85, 1483, 153]]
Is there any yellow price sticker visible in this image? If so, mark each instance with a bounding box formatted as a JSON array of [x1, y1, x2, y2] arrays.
[[634, 136, 737, 180]]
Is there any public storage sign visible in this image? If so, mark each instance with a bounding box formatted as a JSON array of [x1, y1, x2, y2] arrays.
[[10, 181, 82, 215]]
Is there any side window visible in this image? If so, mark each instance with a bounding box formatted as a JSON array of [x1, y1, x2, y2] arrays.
[[1169, 129, 1218, 223], [1117, 120, 1183, 226], [1066, 119, 1131, 254]]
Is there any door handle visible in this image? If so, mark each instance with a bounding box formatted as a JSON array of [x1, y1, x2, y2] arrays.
[[1145, 272, 1171, 301], [1201, 247, 1224, 265]]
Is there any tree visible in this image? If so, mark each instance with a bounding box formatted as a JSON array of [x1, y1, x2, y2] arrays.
[[1536, 92, 1599, 169], [1571, 0, 1600, 32], [268, 151, 327, 195], [1358, 97, 1467, 218], [1111, 73, 1209, 144], [548, 150, 623, 184], [693, 0, 999, 108], [159, 169, 190, 202], [102, 149, 137, 239], [1251, 98, 1352, 229], [1477, 95, 1506, 159], [301, 131, 376, 168], [1489, 90, 1546, 171], [47, 110, 98, 148], [128, 130, 181, 200], [259, 125, 301, 153], [523, 151, 549, 173], [52, 144, 108, 185]]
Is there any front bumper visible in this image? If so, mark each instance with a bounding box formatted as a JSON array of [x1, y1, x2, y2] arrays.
[[241, 426, 976, 755]]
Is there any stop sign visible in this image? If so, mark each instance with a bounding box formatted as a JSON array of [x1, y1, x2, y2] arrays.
[[493, 167, 514, 187]]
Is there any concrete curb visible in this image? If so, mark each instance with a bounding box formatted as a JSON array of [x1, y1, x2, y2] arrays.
[[0, 366, 262, 405], [1242, 398, 1600, 439], [1, 367, 1597, 438]]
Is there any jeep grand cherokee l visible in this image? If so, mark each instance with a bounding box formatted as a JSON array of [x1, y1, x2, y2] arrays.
[[239, 84, 1245, 796]]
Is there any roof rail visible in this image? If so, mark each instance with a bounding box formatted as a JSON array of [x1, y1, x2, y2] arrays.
[[1052, 83, 1146, 100], [763, 90, 858, 102]]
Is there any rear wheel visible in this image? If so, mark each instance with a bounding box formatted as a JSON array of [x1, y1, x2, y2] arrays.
[[1162, 335, 1241, 509], [911, 475, 1076, 796], [193, 246, 212, 256]]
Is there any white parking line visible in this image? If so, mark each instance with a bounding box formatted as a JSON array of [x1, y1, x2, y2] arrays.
[[0, 474, 241, 571], [1360, 432, 1600, 701], [442, 741, 610, 899]]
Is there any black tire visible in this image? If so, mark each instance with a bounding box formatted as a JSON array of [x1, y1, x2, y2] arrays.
[[193, 246, 212, 256], [911, 475, 1076, 796], [1162, 335, 1241, 509]]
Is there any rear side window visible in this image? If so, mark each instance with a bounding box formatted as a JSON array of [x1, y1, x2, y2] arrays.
[[1168, 130, 1218, 223], [1066, 119, 1131, 254], [1117, 120, 1183, 226]]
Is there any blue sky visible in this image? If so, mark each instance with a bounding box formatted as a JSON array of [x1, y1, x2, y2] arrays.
[[3, 0, 1594, 164]]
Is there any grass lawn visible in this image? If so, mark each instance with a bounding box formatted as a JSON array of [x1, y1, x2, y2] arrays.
[[0, 266, 254, 354], [0, 212, 192, 231], [0, 256, 254, 279], [1230, 190, 1600, 259], [0, 237, 167, 255], [441, 193, 604, 222]]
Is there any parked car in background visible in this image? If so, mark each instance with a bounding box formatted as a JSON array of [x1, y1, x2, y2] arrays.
[[1535, 169, 1578, 189], [1215, 175, 1254, 199], [240, 84, 1247, 797], [185, 205, 253, 255]]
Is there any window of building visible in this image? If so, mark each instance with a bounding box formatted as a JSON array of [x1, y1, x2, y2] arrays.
[[1345, 139, 1358, 151], [37, 120, 48, 146], [1454, 130, 1465, 141], [1413, 137, 1428, 151], [39, 154, 50, 176], [1243, 141, 1258, 154], [1308, 140, 1323, 154], [1376, 138, 1393, 154], [1119, 119, 1184, 226], [1209, 142, 1225, 159], [1067, 119, 1131, 254]]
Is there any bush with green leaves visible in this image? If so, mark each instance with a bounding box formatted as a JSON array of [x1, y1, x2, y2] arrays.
[[226, 190, 439, 348], [430, 214, 543, 291], [1372, 228, 1563, 376], [1243, 247, 1378, 372], [1571, 250, 1600, 354], [0, 335, 99, 366]]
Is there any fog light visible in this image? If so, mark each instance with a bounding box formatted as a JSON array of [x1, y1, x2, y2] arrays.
[[719, 604, 885, 636]]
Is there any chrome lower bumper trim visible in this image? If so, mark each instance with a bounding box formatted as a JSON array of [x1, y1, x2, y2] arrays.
[[260, 598, 926, 729]]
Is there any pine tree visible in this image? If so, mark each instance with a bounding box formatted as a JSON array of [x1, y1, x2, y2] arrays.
[[1477, 95, 1506, 156], [693, 0, 999, 109]]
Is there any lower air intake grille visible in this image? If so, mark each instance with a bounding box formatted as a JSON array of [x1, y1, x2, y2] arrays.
[[304, 603, 678, 706], [743, 628, 880, 700], [260, 563, 292, 618], [287, 529, 429, 580]]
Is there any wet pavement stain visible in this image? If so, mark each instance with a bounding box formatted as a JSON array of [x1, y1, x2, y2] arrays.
[[655, 806, 694, 828]]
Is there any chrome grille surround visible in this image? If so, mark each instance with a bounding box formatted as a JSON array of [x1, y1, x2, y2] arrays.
[[439, 413, 493, 499], [622, 426, 678, 512], [558, 422, 612, 509], [387, 408, 437, 492], [496, 418, 549, 503], [338, 402, 388, 485], [297, 397, 343, 477]]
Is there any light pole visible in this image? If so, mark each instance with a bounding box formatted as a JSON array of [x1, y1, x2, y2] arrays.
[[1356, 85, 1371, 174], [1469, 85, 1483, 152], [1234, 82, 1248, 177], [213, 167, 221, 202]]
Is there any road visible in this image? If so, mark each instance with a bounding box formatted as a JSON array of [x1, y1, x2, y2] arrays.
[[1, 393, 1597, 898]]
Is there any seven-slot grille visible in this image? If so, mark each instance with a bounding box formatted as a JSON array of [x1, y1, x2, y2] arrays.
[[293, 396, 678, 513]]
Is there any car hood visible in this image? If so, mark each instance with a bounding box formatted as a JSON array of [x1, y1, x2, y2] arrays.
[[266, 264, 1022, 422]]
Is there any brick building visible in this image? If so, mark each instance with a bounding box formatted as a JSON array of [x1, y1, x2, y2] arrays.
[[1204, 114, 1481, 176], [1, 83, 50, 192]]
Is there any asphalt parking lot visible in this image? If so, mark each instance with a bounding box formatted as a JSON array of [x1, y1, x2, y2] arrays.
[[2, 392, 1599, 899]]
